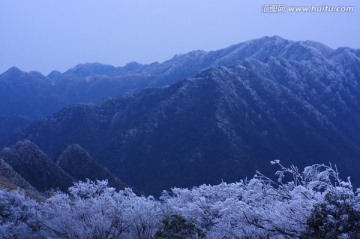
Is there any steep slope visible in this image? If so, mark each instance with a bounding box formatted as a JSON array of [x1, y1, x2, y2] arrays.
[[0, 140, 74, 192], [0, 158, 37, 193], [0, 36, 339, 121], [57, 144, 127, 191], [18, 45, 360, 195], [0, 116, 32, 147], [56, 36, 334, 88]]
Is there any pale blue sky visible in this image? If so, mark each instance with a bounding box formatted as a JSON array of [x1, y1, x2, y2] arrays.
[[0, 0, 359, 74]]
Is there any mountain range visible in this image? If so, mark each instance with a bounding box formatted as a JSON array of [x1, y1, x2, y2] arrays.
[[3, 36, 358, 195], [0, 36, 343, 120]]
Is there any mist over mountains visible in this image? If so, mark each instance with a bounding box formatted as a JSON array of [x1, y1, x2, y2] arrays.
[[1, 36, 358, 195]]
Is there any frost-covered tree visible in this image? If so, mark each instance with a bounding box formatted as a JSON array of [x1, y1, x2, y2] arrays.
[[0, 189, 40, 238], [161, 161, 355, 238], [0, 162, 359, 238], [40, 180, 162, 239]]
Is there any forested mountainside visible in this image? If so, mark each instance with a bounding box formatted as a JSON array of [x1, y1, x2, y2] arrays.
[[0, 36, 340, 120], [17, 37, 360, 195], [57, 144, 127, 191], [0, 140, 126, 192], [0, 116, 32, 147], [0, 140, 73, 191], [0, 158, 36, 193]]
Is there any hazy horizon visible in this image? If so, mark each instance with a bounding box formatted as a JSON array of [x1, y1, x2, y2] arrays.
[[1, 0, 359, 75]]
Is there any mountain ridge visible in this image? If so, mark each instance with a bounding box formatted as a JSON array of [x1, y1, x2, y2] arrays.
[[4, 36, 360, 195], [57, 144, 127, 191], [0, 36, 353, 121], [0, 140, 129, 193], [17, 44, 360, 194]]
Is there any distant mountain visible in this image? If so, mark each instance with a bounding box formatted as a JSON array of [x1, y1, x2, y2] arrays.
[[61, 63, 119, 78], [0, 140, 74, 191], [17, 38, 360, 195], [57, 144, 127, 191], [0, 67, 124, 120], [0, 36, 339, 121], [0, 67, 54, 119]]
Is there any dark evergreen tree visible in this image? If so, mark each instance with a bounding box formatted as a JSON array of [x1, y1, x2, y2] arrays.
[[305, 191, 360, 239]]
